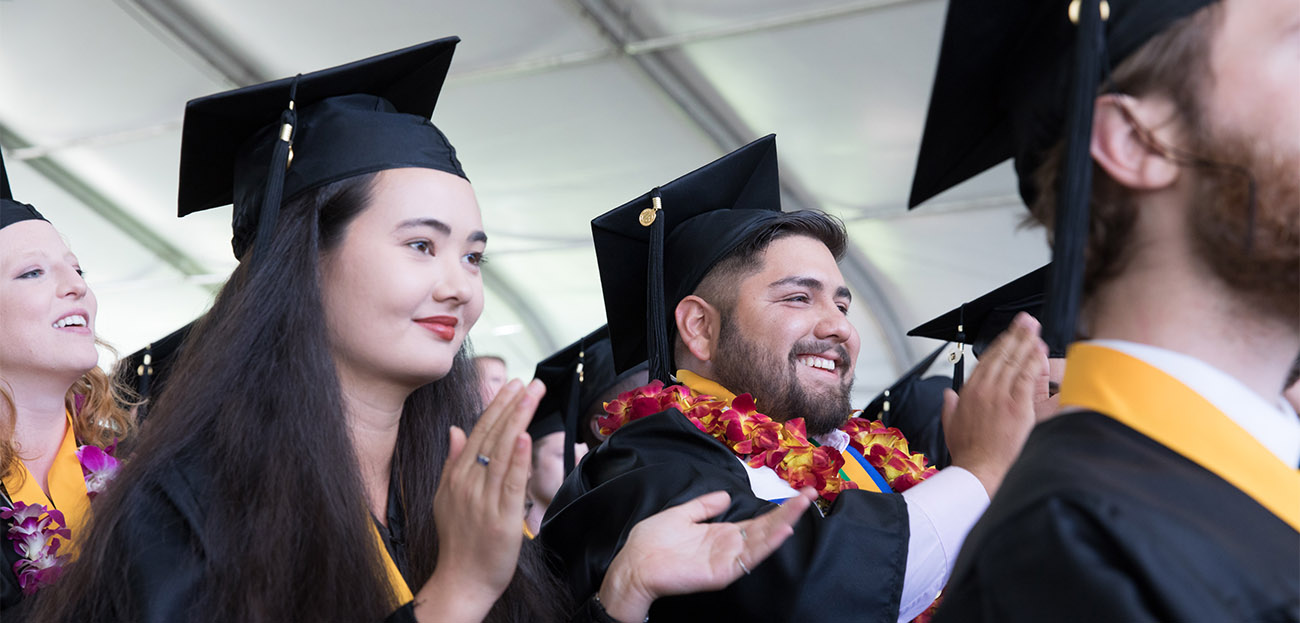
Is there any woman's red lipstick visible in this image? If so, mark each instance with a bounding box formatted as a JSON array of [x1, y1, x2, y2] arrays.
[[415, 316, 458, 341]]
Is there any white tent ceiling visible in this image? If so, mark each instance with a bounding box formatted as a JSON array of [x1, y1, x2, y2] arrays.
[[0, 0, 1050, 405]]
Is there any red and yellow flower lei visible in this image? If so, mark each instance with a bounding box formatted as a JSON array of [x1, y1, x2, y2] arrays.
[[598, 380, 937, 503]]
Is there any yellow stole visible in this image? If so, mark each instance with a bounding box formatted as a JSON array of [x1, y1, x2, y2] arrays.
[[1, 413, 92, 558], [368, 519, 415, 606], [1059, 343, 1300, 532], [676, 370, 883, 493]]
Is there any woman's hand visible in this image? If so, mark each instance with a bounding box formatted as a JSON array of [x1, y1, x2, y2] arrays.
[[596, 487, 817, 622], [414, 378, 544, 623]]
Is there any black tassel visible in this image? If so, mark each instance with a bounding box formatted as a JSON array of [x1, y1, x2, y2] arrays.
[[951, 305, 966, 392], [1043, 0, 1107, 355], [251, 76, 301, 262], [563, 349, 583, 474], [136, 346, 154, 400], [645, 187, 672, 384]]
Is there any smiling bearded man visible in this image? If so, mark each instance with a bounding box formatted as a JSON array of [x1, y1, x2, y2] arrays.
[[538, 135, 1048, 623], [702, 231, 858, 439]]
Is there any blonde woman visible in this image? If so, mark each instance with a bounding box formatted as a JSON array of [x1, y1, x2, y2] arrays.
[[0, 157, 133, 618]]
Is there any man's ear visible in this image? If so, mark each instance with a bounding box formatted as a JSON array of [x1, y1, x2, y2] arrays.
[[675, 295, 721, 362], [1091, 93, 1182, 191]]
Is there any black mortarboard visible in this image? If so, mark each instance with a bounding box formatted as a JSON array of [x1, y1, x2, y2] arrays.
[[0, 144, 48, 230], [860, 345, 953, 469], [909, 0, 1216, 355], [908, 264, 1056, 356], [178, 37, 465, 261], [908, 264, 1057, 391], [593, 135, 783, 383], [532, 326, 626, 473], [114, 320, 195, 421]]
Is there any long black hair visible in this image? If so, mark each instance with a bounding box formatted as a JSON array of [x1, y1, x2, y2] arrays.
[[34, 173, 569, 622]]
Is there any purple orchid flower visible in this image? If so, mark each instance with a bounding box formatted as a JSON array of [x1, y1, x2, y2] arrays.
[[76, 443, 121, 499], [1, 502, 72, 594], [13, 537, 68, 595]]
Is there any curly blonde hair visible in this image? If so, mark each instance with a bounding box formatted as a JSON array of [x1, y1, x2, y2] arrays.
[[0, 339, 136, 485]]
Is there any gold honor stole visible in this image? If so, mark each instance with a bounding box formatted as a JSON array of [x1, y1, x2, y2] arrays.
[[1059, 343, 1300, 533], [368, 520, 416, 606], [676, 371, 887, 496], [0, 413, 92, 558]]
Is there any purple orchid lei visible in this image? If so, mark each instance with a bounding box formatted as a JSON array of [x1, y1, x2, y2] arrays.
[[0, 441, 120, 594]]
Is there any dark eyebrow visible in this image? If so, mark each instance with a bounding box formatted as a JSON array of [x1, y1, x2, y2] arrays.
[[396, 218, 487, 244], [396, 218, 450, 235], [769, 276, 852, 302]]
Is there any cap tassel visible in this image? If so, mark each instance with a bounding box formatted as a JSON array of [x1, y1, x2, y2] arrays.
[[251, 75, 301, 261], [951, 305, 966, 392], [1044, 0, 1107, 355], [644, 188, 672, 384], [563, 351, 583, 475], [136, 346, 154, 400]]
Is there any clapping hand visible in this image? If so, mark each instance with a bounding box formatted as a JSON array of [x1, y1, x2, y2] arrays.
[[415, 379, 544, 623], [597, 488, 817, 622], [942, 312, 1048, 497]]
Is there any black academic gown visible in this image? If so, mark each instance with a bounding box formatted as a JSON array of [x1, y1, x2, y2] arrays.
[[934, 412, 1300, 622], [540, 408, 911, 622], [74, 456, 420, 623], [99, 457, 597, 623]]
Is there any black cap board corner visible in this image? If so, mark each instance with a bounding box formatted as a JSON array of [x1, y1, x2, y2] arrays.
[[908, 263, 1059, 359], [0, 143, 48, 230]]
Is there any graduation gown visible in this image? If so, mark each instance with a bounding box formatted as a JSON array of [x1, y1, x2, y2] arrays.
[[85, 455, 421, 622], [539, 408, 911, 622], [98, 455, 601, 623], [935, 344, 1300, 622]]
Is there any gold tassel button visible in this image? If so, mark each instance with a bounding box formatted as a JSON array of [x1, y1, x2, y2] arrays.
[[1068, 0, 1110, 24], [639, 194, 663, 227]]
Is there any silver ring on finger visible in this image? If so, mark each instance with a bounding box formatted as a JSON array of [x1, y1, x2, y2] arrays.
[[476, 454, 491, 466], [736, 556, 751, 575]]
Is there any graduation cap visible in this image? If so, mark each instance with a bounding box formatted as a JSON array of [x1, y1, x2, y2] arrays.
[[532, 326, 634, 473], [908, 264, 1057, 390], [593, 134, 783, 383], [115, 321, 196, 419], [909, 0, 1216, 356], [0, 144, 48, 230], [178, 37, 464, 261], [860, 345, 953, 469]]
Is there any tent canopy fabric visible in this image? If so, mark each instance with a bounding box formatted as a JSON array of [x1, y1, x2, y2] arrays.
[[0, 0, 1049, 404]]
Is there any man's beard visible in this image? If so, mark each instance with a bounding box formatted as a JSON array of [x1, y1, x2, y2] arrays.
[[1186, 115, 1300, 325], [709, 314, 854, 437]]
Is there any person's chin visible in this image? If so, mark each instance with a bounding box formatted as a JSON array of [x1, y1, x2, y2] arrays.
[[69, 350, 101, 375], [796, 372, 843, 397]]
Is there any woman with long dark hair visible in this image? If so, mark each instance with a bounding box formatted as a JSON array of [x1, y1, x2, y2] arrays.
[[0, 153, 134, 618], [33, 38, 811, 623]]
